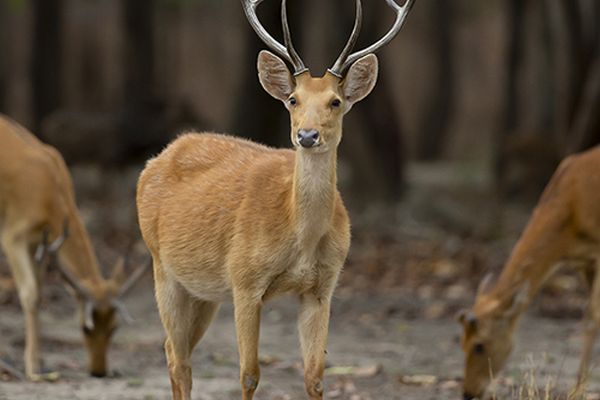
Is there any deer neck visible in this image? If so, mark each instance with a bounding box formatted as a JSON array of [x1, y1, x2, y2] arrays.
[[486, 214, 574, 311], [291, 146, 338, 247], [58, 211, 105, 288]]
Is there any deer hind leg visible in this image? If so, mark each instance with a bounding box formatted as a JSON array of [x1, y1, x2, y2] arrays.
[[298, 293, 331, 400], [578, 261, 600, 388], [1, 232, 42, 380], [154, 260, 218, 400], [233, 291, 262, 400]]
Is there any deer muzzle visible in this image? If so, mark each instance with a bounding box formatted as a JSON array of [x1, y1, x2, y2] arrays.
[[297, 129, 320, 148]]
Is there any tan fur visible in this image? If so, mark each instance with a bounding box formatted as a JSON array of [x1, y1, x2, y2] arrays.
[[459, 146, 600, 399], [0, 115, 127, 379], [136, 52, 378, 400]]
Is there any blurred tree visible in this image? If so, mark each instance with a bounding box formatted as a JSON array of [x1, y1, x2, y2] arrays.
[[494, 0, 525, 186], [123, 0, 156, 107], [569, 58, 600, 152], [42, 0, 200, 166], [416, 0, 455, 161], [562, 0, 600, 153], [118, 0, 199, 162], [32, 0, 63, 132], [231, 1, 295, 147], [537, 0, 555, 131], [356, 1, 406, 198], [560, 1, 594, 133], [0, 2, 6, 113], [330, 0, 406, 199]]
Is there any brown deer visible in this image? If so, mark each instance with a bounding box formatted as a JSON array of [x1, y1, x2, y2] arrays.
[[0, 115, 147, 380], [136, 0, 415, 398], [458, 145, 600, 399]]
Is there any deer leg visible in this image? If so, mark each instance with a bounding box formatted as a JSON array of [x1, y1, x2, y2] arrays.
[[233, 292, 262, 400], [2, 234, 42, 380], [298, 293, 331, 400], [578, 263, 600, 387], [154, 260, 217, 400]]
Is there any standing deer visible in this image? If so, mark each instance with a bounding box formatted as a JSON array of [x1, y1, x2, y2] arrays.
[[0, 115, 147, 380], [136, 0, 415, 398], [458, 145, 600, 399]]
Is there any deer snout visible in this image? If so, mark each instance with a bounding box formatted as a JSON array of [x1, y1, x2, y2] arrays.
[[297, 129, 320, 148], [463, 392, 476, 400]]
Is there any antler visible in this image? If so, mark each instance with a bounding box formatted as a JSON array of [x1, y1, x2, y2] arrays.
[[328, 0, 416, 78], [56, 258, 95, 300], [34, 219, 69, 264], [117, 257, 151, 298], [241, 0, 308, 75]]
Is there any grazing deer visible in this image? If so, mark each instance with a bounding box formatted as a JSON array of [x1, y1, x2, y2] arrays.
[[0, 115, 147, 380], [136, 0, 415, 398], [458, 145, 600, 399]]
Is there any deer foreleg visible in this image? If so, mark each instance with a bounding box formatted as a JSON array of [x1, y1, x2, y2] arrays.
[[298, 293, 331, 400], [234, 292, 262, 400], [2, 234, 42, 380], [578, 260, 600, 388]]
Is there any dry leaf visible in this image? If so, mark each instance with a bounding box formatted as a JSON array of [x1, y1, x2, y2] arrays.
[[325, 364, 381, 377], [398, 374, 438, 386]]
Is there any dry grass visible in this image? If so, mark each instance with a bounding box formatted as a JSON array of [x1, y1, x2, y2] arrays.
[[488, 357, 591, 400]]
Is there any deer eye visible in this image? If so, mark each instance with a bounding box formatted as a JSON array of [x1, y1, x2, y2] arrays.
[[331, 99, 341, 108], [288, 96, 297, 106], [473, 343, 485, 354]]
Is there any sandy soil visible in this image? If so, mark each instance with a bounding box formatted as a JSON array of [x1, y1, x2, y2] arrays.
[[0, 279, 597, 400]]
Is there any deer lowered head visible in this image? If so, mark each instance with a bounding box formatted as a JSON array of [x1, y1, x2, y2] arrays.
[[457, 274, 530, 400], [37, 223, 149, 377]]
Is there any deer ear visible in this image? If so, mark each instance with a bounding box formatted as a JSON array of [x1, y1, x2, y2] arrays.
[[341, 54, 378, 112], [257, 50, 295, 102], [456, 309, 478, 332]]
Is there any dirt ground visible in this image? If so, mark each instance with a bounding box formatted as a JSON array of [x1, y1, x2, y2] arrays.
[[0, 285, 598, 400], [1, 163, 599, 399]]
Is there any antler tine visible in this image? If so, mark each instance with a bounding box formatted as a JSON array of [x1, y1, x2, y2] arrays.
[[48, 219, 69, 253], [328, 0, 363, 78], [56, 260, 95, 300], [34, 230, 50, 264], [34, 219, 69, 264], [281, 0, 307, 75], [117, 257, 151, 298], [112, 300, 135, 324], [330, 0, 416, 77], [241, 0, 307, 75]]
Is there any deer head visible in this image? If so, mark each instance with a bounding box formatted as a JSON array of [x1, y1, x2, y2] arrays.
[[242, 0, 415, 151], [457, 278, 530, 400], [37, 225, 149, 377]]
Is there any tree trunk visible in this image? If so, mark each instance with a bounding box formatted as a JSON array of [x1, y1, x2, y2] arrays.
[[338, 0, 405, 199], [568, 56, 600, 152], [537, 0, 555, 131], [32, 0, 63, 133], [416, 0, 454, 161], [123, 0, 156, 106], [560, 1, 594, 131], [231, 1, 291, 147], [0, 3, 6, 113], [359, 67, 405, 199], [494, 0, 525, 185]]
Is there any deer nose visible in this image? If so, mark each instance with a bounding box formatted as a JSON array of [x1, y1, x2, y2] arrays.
[[297, 129, 320, 148], [463, 392, 476, 400]]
